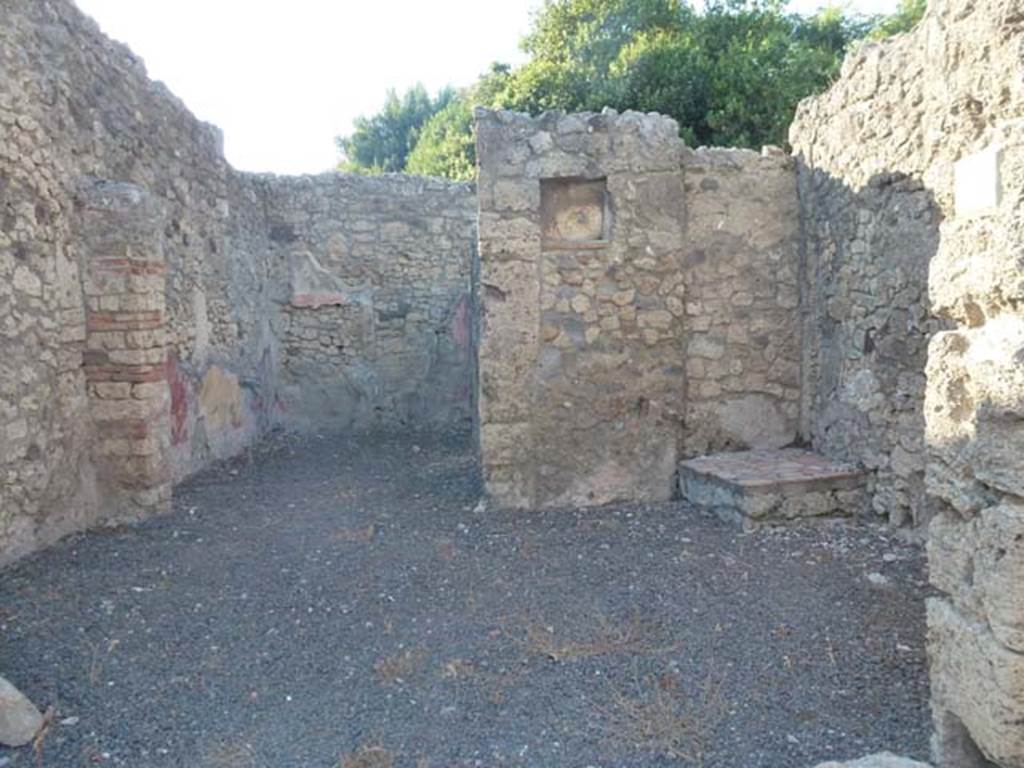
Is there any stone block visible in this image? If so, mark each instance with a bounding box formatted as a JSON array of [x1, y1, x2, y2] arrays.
[[492, 179, 540, 212], [974, 502, 1024, 653], [714, 394, 795, 449], [480, 422, 531, 468], [928, 598, 1024, 768], [0, 676, 42, 748], [930, 503, 1024, 653], [679, 448, 867, 524], [814, 754, 932, 768], [927, 319, 1024, 501], [289, 251, 350, 308]]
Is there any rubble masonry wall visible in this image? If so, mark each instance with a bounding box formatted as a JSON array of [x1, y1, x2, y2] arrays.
[[791, 0, 1024, 763], [0, 0, 475, 565], [476, 109, 802, 509]]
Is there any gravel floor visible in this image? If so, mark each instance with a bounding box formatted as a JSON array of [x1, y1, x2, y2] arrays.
[[0, 430, 932, 768]]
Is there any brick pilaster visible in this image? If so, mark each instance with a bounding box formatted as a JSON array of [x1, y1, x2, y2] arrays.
[[77, 179, 171, 521]]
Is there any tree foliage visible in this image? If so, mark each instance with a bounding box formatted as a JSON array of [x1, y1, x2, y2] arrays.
[[405, 98, 477, 181], [336, 84, 455, 174], [336, 0, 927, 179], [868, 0, 927, 40]]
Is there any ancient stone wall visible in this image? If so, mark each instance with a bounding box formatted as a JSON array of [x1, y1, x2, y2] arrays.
[[1, 0, 248, 563], [925, 68, 1024, 768], [0, 0, 477, 565], [681, 147, 802, 457], [79, 180, 172, 524], [791, 35, 944, 528], [476, 109, 801, 509], [793, 0, 1024, 763], [255, 173, 476, 432], [476, 109, 688, 508]]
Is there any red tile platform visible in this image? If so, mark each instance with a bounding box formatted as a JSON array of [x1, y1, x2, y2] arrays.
[[679, 448, 867, 524]]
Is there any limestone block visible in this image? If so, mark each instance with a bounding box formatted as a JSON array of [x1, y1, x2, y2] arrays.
[[928, 598, 1024, 767], [478, 214, 539, 261], [976, 502, 1024, 652], [934, 502, 1024, 652], [12, 265, 42, 297], [929, 226, 1024, 325], [480, 422, 531, 468], [723, 395, 794, 448], [814, 754, 931, 768], [963, 318, 1024, 498], [484, 463, 535, 509], [927, 509, 984, 618], [688, 336, 725, 360], [924, 331, 982, 509], [478, 259, 539, 418], [0, 676, 43, 747]]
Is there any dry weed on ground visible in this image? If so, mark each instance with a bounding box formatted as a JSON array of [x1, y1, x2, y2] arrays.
[[206, 740, 258, 768], [373, 647, 427, 685], [332, 524, 376, 543], [517, 611, 673, 662], [602, 669, 729, 767], [338, 743, 396, 768]]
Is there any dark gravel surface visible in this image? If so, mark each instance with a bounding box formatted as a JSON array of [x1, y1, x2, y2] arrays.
[[1, 430, 932, 768]]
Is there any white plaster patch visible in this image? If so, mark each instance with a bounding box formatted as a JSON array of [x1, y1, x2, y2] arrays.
[[289, 251, 348, 308], [954, 144, 1003, 218]]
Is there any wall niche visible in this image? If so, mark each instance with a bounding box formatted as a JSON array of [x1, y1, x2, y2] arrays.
[[540, 177, 609, 249]]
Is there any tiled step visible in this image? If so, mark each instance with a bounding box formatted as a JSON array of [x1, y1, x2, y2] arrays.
[[679, 448, 868, 525]]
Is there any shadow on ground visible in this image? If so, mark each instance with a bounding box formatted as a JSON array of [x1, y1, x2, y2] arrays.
[[0, 431, 931, 768]]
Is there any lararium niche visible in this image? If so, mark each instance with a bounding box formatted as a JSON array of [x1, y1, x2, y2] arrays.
[[540, 177, 609, 247]]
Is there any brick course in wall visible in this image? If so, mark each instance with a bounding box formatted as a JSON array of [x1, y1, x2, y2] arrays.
[[79, 179, 171, 521]]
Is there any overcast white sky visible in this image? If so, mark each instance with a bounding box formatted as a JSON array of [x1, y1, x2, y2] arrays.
[[74, 0, 900, 175]]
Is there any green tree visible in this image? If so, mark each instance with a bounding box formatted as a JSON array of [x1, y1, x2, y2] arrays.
[[338, 0, 927, 180], [403, 64, 517, 180], [497, 0, 687, 114], [869, 0, 927, 40], [336, 84, 455, 174], [405, 98, 477, 181], [493, 0, 868, 148], [698, 0, 853, 147], [521, 0, 684, 73], [606, 28, 710, 145]]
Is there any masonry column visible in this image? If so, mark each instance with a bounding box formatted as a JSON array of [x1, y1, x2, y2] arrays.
[[78, 179, 171, 522], [475, 109, 687, 509], [925, 134, 1024, 768]]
